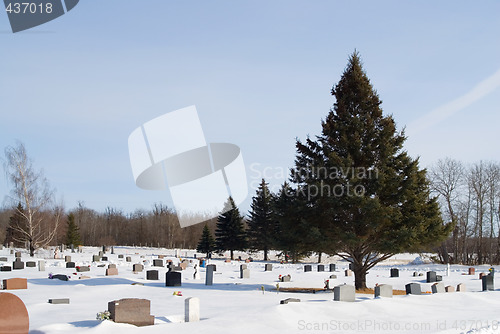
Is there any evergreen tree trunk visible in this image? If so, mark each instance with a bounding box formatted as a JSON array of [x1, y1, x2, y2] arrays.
[[353, 264, 367, 290], [264, 248, 268, 261], [317, 252, 322, 263], [29, 239, 35, 257], [230, 249, 234, 260]]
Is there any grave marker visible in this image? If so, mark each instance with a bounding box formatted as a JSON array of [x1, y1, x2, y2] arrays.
[[185, 297, 200, 322], [0, 292, 30, 334], [108, 298, 154, 327], [445, 285, 455, 292], [65, 256, 71, 262], [2, 278, 27, 290], [405, 283, 421, 295], [126, 257, 132, 262], [133, 264, 144, 272], [38, 260, 45, 271], [390, 268, 399, 278], [25, 262, 36, 268], [374, 284, 393, 298], [317, 265, 324, 272], [265, 264, 273, 271], [468, 267, 475, 275], [66, 262, 75, 269], [106, 268, 118, 276], [431, 282, 445, 293], [206, 264, 216, 285], [0, 266, 12, 272], [108, 264, 117, 269], [166, 271, 182, 286], [0, 257, 8, 262], [241, 268, 250, 279], [333, 284, 355, 302], [426, 271, 437, 283], [345, 269, 353, 276], [12, 260, 24, 270], [280, 298, 301, 304], [456, 283, 466, 292], [482, 275, 494, 291], [304, 265, 312, 272], [146, 270, 159, 280], [48, 298, 70, 304], [153, 259, 164, 267], [329, 264, 336, 272]]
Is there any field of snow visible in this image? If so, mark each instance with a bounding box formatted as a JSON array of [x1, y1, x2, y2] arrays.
[[1, 247, 499, 334]]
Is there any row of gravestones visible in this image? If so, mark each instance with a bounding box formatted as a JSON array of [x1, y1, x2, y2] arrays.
[[0, 259, 46, 272], [304, 264, 337, 272], [0, 293, 201, 333], [144, 264, 217, 286]]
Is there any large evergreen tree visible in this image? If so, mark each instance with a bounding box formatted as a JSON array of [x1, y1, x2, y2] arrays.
[[215, 197, 246, 260], [292, 51, 452, 289], [197, 224, 216, 258], [247, 179, 277, 261], [66, 213, 81, 246], [5, 203, 27, 248]]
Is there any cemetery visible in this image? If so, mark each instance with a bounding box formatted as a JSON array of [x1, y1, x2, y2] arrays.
[[0, 246, 499, 333]]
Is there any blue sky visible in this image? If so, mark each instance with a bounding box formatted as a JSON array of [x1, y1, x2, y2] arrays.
[[1, 1, 499, 215]]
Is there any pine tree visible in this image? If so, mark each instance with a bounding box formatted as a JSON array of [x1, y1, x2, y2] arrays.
[[5, 203, 27, 248], [66, 213, 81, 247], [292, 51, 452, 289], [247, 179, 277, 261], [197, 224, 216, 258], [215, 197, 246, 260]]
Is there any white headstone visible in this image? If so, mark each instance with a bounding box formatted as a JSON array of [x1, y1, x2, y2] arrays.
[[38, 260, 45, 271], [185, 297, 200, 322]]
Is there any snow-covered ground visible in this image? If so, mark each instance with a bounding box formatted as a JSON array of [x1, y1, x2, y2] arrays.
[[1, 247, 499, 334]]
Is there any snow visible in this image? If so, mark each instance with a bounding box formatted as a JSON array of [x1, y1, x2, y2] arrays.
[[1, 247, 499, 334]]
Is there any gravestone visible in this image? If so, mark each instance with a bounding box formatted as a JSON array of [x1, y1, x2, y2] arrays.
[[349, 263, 354, 270], [14, 252, 21, 258], [431, 282, 445, 293], [280, 275, 291, 282], [456, 283, 466, 292], [413, 271, 418, 277], [93, 255, 100, 262], [241, 268, 250, 279], [445, 285, 455, 292], [108, 264, 117, 269], [317, 265, 325, 272], [2, 278, 28, 290], [166, 271, 182, 287], [66, 262, 75, 269], [126, 257, 132, 262], [482, 275, 494, 291], [10, 250, 14, 254], [206, 264, 216, 285], [390, 268, 399, 278], [13, 260, 24, 270], [329, 264, 336, 272], [108, 298, 154, 327], [265, 264, 273, 271], [436, 275, 443, 281], [133, 264, 144, 272], [280, 298, 301, 304], [468, 267, 475, 275], [330, 274, 337, 279], [0, 257, 8, 262], [345, 269, 353, 276], [102, 257, 108, 261], [106, 268, 118, 276], [38, 260, 45, 271], [405, 283, 421, 295], [374, 284, 393, 298], [65, 256, 71, 262], [71, 244, 75, 253], [153, 259, 163, 267], [0, 266, 12, 272], [426, 271, 437, 283], [77, 266, 90, 272], [304, 265, 312, 272], [50, 274, 69, 281], [48, 298, 70, 304], [185, 297, 200, 322], [118, 255, 124, 259], [333, 284, 355, 302], [479, 273, 488, 279], [0, 292, 30, 334], [25, 262, 36, 268], [98, 251, 104, 257], [146, 270, 159, 280]]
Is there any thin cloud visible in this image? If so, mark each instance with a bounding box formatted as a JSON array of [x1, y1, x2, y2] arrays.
[[407, 67, 500, 136]]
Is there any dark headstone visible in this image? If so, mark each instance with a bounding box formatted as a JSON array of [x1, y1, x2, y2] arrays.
[[348, 263, 354, 270], [265, 264, 273, 271], [436, 275, 442, 282], [280, 275, 291, 282], [166, 271, 182, 286], [304, 265, 312, 272], [77, 266, 90, 272], [118, 255, 124, 259], [93, 255, 100, 262], [12, 261, 24, 270], [153, 259, 163, 267], [101, 257, 108, 261], [329, 264, 336, 272], [108, 298, 154, 327], [206, 264, 216, 285], [66, 262, 76, 269], [468, 267, 475, 275], [126, 257, 132, 262], [317, 265, 325, 272], [14, 252, 21, 258], [50, 274, 69, 281], [25, 262, 36, 268], [48, 298, 70, 304], [0, 266, 12, 272], [405, 283, 421, 295], [146, 270, 159, 280], [390, 268, 399, 278], [280, 298, 301, 304], [108, 264, 117, 269], [482, 275, 494, 291], [0, 257, 8, 262], [426, 271, 437, 283]]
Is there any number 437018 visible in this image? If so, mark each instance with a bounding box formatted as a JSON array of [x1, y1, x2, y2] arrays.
[[5, 2, 53, 14]]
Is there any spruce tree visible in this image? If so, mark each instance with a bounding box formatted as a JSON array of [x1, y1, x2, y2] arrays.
[[247, 179, 276, 261], [292, 51, 452, 289], [66, 213, 81, 246], [197, 224, 216, 258], [5, 203, 26, 248], [215, 197, 246, 260]]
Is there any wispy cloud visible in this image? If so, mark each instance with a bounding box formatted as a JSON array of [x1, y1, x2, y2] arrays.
[[407, 67, 500, 136]]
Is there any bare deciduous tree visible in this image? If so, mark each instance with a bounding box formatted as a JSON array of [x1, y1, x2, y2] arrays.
[[3, 142, 62, 256]]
